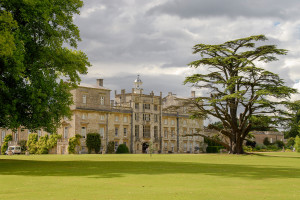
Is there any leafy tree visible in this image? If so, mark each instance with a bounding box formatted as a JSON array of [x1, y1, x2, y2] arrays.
[[0, 0, 90, 133], [1, 134, 12, 154], [263, 137, 271, 146], [284, 100, 300, 138], [295, 136, 300, 153], [185, 35, 297, 154], [18, 140, 27, 153], [47, 134, 62, 150], [36, 135, 49, 154], [68, 134, 82, 154], [27, 133, 38, 154]]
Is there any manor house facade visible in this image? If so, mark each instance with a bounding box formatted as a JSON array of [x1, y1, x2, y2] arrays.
[[0, 76, 204, 154]]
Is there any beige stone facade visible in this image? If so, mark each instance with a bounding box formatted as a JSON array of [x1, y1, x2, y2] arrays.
[[0, 77, 204, 154]]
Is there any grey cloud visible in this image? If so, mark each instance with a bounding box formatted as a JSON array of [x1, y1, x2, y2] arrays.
[[148, 0, 300, 20]]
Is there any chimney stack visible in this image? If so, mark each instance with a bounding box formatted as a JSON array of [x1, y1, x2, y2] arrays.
[[97, 79, 103, 87]]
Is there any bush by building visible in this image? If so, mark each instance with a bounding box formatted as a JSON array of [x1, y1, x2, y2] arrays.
[[86, 133, 101, 154], [1, 134, 12, 154], [107, 141, 115, 154], [116, 144, 129, 154]]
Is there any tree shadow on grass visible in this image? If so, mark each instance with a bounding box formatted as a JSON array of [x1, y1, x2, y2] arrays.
[[0, 159, 299, 180]]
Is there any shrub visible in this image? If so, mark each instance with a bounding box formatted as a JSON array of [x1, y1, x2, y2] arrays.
[[206, 146, 223, 153], [116, 144, 129, 154], [107, 141, 115, 154], [286, 137, 295, 148], [18, 140, 27, 153], [47, 134, 62, 149], [275, 140, 285, 149], [245, 140, 256, 148], [263, 137, 270, 146], [1, 134, 12, 154], [27, 134, 38, 154], [243, 145, 252, 152], [86, 133, 101, 154], [295, 136, 300, 153], [36, 135, 49, 154], [68, 134, 82, 154]]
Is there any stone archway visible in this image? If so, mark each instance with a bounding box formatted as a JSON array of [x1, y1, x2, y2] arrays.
[[142, 142, 149, 153]]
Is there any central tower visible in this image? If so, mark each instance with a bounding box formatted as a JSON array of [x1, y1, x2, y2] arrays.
[[133, 75, 143, 94]]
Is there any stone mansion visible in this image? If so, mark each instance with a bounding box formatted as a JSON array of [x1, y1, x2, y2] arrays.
[[0, 76, 204, 154]]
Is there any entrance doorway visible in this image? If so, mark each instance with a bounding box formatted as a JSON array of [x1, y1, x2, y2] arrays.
[[142, 142, 149, 153]]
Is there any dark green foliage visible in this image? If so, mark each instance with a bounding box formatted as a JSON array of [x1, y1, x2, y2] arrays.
[[184, 35, 297, 154], [116, 144, 129, 154], [18, 140, 27, 153], [263, 137, 271, 146], [68, 134, 82, 154], [0, 0, 90, 132], [284, 100, 300, 138], [27, 134, 38, 154], [107, 141, 115, 154], [275, 140, 285, 149], [245, 140, 256, 148], [86, 133, 101, 154], [286, 137, 295, 147], [206, 146, 224, 153], [1, 134, 12, 154]]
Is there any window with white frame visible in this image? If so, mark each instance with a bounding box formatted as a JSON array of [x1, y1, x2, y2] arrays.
[[171, 120, 175, 125], [100, 96, 105, 105], [164, 129, 168, 138], [115, 116, 119, 122], [183, 120, 187, 125], [183, 128, 187, 135], [38, 130, 42, 138], [82, 95, 87, 104], [171, 129, 175, 137], [115, 127, 118, 136], [114, 141, 118, 151], [64, 127, 68, 139], [81, 127, 86, 138], [164, 142, 168, 149], [123, 128, 127, 136], [1, 130, 6, 142], [135, 113, 139, 121], [143, 125, 150, 137], [154, 105, 158, 111], [164, 119, 168, 125], [143, 114, 150, 121], [184, 143, 187, 151], [99, 127, 104, 137], [154, 114, 158, 122], [82, 113, 86, 120], [135, 125, 139, 138], [135, 103, 139, 110], [100, 115, 105, 121], [171, 143, 174, 152], [123, 116, 128, 123], [143, 104, 150, 110], [14, 131, 18, 142], [154, 126, 158, 139]]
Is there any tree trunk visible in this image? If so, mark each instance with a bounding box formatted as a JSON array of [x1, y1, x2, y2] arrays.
[[232, 138, 244, 154]]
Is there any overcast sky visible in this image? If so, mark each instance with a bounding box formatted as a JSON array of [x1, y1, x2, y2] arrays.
[[74, 0, 300, 100]]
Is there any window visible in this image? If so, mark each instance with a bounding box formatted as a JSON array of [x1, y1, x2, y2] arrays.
[[123, 116, 128, 123], [81, 127, 86, 138], [82, 113, 86, 120], [124, 128, 127, 137], [100, 115, 105, 121], [64, 127, 68, 139], [115, 116, 119, 122], [115, 127, 118, 136], [171, 143, 174, 152], [135, 113, 139, 121], [154, 105, 158, 111], [100, 96, 105, 105], [154, 126, 158, 139], [190, 129, 193, 135], [143, 114, 150, 121], [143, 104, 150, 110], [171, 120, 175, 125], [164, 142, 168, 149], [82, 95, 86, 104], [99, 127, 104, 137], [143, 125, 150, 138], [135, 103, 139, 110], [135, 125, 139, 138], [14, 131, 18, 142], [183, 128, 187, 135], [137, 144, 139, 150], [114, 141, 118, 151], [183, 120, 187, 125], [1, 130, 6, 142], [164, 129, 168, 138], [270, 138, 273, 143], [171, 129, 175, 137], [164, 119, 168, 125], [184, 143, 187, 151], [38, 130, 42, 138], [154, 114, 158, 122]]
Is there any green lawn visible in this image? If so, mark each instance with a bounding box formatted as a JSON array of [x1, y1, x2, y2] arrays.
[[0, 153, 300, 200]]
